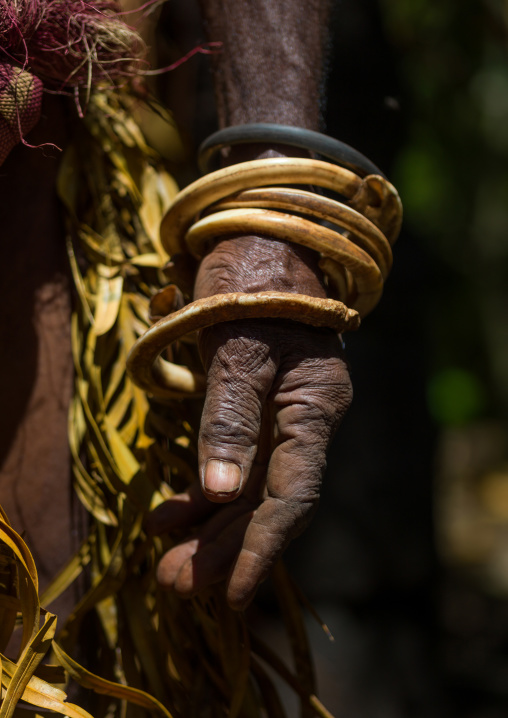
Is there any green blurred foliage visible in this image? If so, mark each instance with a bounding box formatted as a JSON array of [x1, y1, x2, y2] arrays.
[[380, 0, 508, 420], [427, 367, 487, 425]]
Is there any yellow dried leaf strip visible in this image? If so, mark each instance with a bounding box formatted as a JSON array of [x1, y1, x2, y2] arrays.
[[0, 540, 18, 653], [71, 458, 118, 527], [93, 94, 154, 156], [117, 410, 139, 448], [102, 416, 140, 486], [93, 273, 124, 337], [51, 643, 174, 718], [68, 394, 119, 525], [0, 614, 56, 718], [66, 237, 94, 325], [0, 521, 39, 655], [0, 653, 93, 718], [103, 354, 131, 409], [57, 533, 124, 647], [39, 535, 95, 610], [139, 163, 177, 260], [129, 253, 164, 268], [120, 579, 170, 707], [75, 379, 146, 503], [78, 228, 124, 267]]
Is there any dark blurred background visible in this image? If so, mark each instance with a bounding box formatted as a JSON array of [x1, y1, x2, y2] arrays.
[[132, 0, 508, 713]]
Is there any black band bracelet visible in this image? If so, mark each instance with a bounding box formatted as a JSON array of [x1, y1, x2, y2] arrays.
[[198, 123, 385, 178]]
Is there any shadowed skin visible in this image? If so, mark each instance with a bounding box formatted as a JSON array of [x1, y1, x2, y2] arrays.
[[0, 99, 85, 623], [0, 0, 352, 617], [147, 0, 353, 611]]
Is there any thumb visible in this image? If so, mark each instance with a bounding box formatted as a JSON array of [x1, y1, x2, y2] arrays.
[[198, 321, 278, 502]]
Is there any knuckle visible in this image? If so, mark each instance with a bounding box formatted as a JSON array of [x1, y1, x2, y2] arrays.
[[215, 334, 269, 372], [200, 403, 260, 447], [266, 495, 317, 539], [201, 327, 276, 386], [199, 333, 278, 451], [276, 354, 353, 427]]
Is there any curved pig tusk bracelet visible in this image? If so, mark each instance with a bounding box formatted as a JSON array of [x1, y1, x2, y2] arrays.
[[127, 153, 401, 398], [318, 258, 357, 306], [208, 186, 393, 280], [126, 292, 359, 399], [160, 157, 363, 256], [186, 208, 383, 316]]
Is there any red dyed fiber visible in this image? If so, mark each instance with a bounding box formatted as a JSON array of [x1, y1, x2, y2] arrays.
[[0, 0, 147, 90]]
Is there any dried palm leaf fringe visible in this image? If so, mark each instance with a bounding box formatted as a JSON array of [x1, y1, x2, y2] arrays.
[[0, 90, 334, 718]]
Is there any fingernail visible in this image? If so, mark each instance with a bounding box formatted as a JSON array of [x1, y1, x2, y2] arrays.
[[204, 459, 241, 494]]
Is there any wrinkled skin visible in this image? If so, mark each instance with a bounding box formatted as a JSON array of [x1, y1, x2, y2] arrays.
[[0, 0, 352, 616], [146, 0, 353, 610], [149, 233, 352, 609]]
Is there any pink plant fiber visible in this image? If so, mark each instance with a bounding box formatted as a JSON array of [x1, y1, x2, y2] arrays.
[[0, 0, 147, 90]]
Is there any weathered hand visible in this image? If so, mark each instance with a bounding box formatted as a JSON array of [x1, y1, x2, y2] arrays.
[[145, 0, 345, 611], [148, 234, 352, 610]]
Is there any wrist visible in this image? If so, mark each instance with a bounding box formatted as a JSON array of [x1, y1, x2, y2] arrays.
[[194, 234, 327, 301], [193, 144, 326, 302]]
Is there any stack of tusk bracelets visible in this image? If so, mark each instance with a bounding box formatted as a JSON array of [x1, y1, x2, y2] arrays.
[[126, 124, 403, 399]]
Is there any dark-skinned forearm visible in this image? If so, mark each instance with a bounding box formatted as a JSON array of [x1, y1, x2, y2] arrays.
[[196, 0, 334, 297], [197, 0, 332, 129]]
